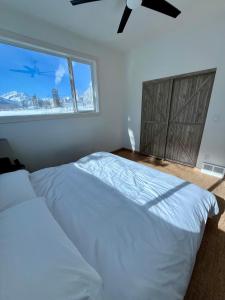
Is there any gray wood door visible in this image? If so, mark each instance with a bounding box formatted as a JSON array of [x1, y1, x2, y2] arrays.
[[140, 69, 216, 166], [140, 79, 173, 158], [165, 71, 216, 166]]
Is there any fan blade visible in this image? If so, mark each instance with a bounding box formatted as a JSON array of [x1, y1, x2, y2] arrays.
[[142, 0, 181, 18], [117, 6, 132, 34], [70, 0, 101, 6]]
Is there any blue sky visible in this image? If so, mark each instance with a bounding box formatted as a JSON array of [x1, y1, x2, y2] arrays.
[[0, 43, 92, 98]]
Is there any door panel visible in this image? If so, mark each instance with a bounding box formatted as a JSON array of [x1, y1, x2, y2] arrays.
[[165, 72, 216, 166], [141, 122, 168, 158], [166, 124, 203, 166], [169, 73, 215, 124], [140, 79, 173, 158]]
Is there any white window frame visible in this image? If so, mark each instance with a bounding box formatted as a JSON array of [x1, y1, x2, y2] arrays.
[[0, 30, 100, 124]]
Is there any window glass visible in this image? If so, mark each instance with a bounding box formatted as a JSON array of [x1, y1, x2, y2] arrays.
[[0, 43, 72, 116], [72, 61, 95, 112], [0, 42, 98, 118]]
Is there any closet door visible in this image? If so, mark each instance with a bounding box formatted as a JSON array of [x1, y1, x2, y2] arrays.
[[165, 71, 216, 166], [140, 79, 173, 158]]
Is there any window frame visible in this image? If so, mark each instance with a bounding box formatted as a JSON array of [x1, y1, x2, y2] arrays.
[[0, 33, 100, 124]]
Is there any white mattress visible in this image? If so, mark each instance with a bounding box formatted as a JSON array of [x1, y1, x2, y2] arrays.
[[30, 152, 219, 300]]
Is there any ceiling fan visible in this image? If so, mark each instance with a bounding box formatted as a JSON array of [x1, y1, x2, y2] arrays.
[[70, 0, 181, 33]]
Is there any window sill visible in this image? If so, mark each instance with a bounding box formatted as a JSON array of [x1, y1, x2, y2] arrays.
[[0, 111, 100, 124]]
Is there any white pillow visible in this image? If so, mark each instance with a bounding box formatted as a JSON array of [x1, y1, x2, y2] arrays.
[[0, 198, 103, 300], [0, 170, 36, 211]]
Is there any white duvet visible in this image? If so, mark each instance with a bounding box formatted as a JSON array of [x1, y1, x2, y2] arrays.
[[30, 152, 219, 300]]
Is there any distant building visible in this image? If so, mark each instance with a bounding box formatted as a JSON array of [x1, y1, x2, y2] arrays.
[[32, 95, 39, 107], [52, 88, 61, 107]]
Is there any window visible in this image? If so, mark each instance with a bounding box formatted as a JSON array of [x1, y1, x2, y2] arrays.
[[72, 61, 95, 112], [0, 42, 98, 118]]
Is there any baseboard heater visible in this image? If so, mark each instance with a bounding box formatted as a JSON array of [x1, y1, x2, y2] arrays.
[[201, 163, 225, 178]]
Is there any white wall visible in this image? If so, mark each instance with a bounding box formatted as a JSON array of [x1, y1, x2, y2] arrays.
[[124, 12, 225, 168], [0, 5, 126, 171]]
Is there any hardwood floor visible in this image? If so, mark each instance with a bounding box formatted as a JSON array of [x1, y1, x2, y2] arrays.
[[114, 149, 225, 300]]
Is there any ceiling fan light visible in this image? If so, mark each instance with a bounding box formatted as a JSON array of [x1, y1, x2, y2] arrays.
[[127, 0, 142, 10]]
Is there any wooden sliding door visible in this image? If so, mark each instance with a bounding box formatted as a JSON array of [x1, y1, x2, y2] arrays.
[[140, 79, 173, 158], [165, 71, 216, 166], [140, 69, 216, 167]]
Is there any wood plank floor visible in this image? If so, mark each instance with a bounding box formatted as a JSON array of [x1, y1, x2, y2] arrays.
[[114, 149, 225, 300]]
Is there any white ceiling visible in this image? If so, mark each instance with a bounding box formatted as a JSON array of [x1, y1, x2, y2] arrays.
[[0, 0, 224, 51]]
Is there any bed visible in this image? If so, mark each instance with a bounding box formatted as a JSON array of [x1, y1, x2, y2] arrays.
[[30, 152, 219, 300]]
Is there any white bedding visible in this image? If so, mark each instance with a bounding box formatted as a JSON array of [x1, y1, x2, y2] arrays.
[[0, 170, 36, 211], [30, 152, 219, 300], [0, 198, 103, 300]]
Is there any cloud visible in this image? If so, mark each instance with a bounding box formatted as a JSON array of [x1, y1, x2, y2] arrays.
[[55, 63, 66, 85]]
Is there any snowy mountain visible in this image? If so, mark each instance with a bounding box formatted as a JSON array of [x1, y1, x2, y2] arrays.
[[82, 84, 93, 102], [0, 91, 51, 109], [77, 84, 94, 109], [0, 96, 21, 110], [0, 86, 94, 112], [1, 91, 30, 102]]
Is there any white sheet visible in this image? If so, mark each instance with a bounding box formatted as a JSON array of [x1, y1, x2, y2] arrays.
[[0, 198, 103, 300], [0, 170, 36, 212], [30, 152, 219, 300]]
